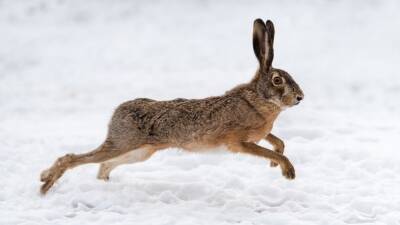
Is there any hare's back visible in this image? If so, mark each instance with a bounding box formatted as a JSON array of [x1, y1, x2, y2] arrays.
[[108, 97, 197, 142]]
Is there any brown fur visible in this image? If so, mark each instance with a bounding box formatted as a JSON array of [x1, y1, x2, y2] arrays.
[[40, 19, 304, 194]]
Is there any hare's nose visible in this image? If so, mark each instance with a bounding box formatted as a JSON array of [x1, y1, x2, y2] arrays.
[[296, 96, 303, 101]]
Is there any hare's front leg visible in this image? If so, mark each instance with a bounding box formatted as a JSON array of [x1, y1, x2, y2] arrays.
[[228, 142, 295, 179], [265, 133, 285, 167]]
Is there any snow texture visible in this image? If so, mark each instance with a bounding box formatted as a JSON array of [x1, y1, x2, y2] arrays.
[[1, 1, 400, 224]]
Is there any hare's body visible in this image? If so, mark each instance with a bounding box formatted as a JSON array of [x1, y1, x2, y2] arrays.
[[109, 85, 279, 151], [40, 19, 304, 194]]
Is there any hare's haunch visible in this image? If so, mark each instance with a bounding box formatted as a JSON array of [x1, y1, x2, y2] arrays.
[[40, 19, 304, 194]]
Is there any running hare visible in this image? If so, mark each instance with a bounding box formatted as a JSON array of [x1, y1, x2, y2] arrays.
[[40, 19, 304, 194]]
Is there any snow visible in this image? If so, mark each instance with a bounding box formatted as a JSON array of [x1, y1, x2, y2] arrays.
[[1, 0, 400, 224]]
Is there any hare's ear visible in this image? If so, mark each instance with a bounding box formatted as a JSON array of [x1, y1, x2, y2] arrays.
[[252, 19, 274, 70]]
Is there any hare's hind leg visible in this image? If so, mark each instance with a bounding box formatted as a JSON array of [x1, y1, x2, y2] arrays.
[[39, 141, 135, 194], [97, 147, 157, 181], [265, 133, 285, 167]]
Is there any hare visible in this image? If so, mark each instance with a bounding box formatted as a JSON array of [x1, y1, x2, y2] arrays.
[[40, 19, 304, 194]]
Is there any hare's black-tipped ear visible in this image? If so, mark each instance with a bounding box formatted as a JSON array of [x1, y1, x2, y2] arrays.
[[264, 20, 275, 68], [252, 19, 274, 70], [265, 20, 275, 45], [253, 19, 267, 65]]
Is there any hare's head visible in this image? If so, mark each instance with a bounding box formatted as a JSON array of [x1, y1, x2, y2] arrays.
[[252, 19, 304, 109]]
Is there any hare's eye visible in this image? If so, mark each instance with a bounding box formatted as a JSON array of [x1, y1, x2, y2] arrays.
[[272, 77, 283, 85]]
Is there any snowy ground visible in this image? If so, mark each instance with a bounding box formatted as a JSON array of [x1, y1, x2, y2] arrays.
[[1, 1, 400, 224]]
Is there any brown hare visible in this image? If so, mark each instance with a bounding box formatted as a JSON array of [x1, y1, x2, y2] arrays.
[[40, 19, 304, 194]]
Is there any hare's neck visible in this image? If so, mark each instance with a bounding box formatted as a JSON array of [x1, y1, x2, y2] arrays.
[[265, 99, 288, 111]]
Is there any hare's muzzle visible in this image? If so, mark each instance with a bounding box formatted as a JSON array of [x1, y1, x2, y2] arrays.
[[294, 94, 304, 105]]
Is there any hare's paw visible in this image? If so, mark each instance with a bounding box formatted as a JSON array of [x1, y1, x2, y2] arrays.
[[97, 174, 110, 181], [281, 161, 295, 180], [96, 163, 113, 181], [40, 154, 75, 194], [96, 170, 110, 181], [40, 168, 56, 194], [40, 166, 64, 194], [40, 168, 52, 182]]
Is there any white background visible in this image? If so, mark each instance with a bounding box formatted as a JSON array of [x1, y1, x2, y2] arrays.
[[1, 1, 399, 224]]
